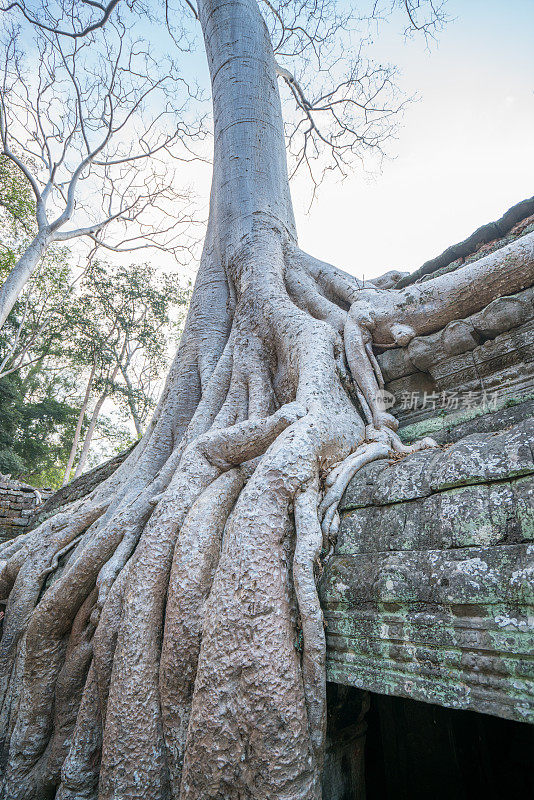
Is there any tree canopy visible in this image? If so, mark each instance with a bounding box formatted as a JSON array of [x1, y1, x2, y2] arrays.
[[0, 152, 190, 487]]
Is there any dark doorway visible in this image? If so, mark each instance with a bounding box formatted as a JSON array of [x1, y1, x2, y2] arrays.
[[364, 692, 534, 800]]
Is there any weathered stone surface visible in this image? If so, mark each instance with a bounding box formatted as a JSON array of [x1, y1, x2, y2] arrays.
[[321, 420, 534, 723], [340, 419, 534, 509], [0, 477, 52, 544], [337, 478, 533, 555], [402, 396, 534, 445], [377, 285, 534, 439]]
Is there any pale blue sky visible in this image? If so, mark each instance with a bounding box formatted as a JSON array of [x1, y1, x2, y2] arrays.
[[21, 0, 530, 281], [294, 0, 534, 279]]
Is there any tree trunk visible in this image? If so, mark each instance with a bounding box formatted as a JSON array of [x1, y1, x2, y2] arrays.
[[119, 363, 143, 438], [0, 2, 533, 799], [73, 379, 115, 479], [62, 364, 97, 487], [74, 343, 127, 480], [0, 229, 50, 330], [72, 391, 106, 479]]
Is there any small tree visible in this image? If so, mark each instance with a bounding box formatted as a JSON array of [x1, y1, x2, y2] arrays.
[[0, 364, 80, 485], [0, 247, 78, 381], [0, 156, 188, 486], [61, 260, 188, 484], [0, 154, 85, 484], [0, 153, 92, 381]]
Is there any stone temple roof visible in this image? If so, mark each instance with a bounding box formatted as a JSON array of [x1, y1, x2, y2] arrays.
[[397, 195, 534, 288]]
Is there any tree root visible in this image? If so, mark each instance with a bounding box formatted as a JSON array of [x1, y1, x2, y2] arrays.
[[160, 469, 245, 793], [1, 222, 532, 800], [293, 476, 326, 777]]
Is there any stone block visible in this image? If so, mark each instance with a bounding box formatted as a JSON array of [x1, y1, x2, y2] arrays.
[[323, 421, 534, 724]]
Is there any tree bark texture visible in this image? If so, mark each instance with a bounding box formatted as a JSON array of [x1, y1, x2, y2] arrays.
[[1, 1, 533, 798]]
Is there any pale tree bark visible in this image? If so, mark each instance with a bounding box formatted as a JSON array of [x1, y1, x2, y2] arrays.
[[117, 349, 144, 438], [62, 362, 97, 487], [0, 230, 50, 329], [0, 2, 533, 799], [74, 364, 119, 478], [120, 366, 143, 438]]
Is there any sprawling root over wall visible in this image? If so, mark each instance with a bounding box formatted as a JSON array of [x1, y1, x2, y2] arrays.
[[1, 229, 533, 800], [1, 0, 534, 798]]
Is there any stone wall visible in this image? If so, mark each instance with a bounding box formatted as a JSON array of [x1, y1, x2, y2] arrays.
[[321, 203, 534, 799], [378, 284, 534, 438], [0, 478, 52, 544], [320, 419, 534, 724], [319, 208, 534, 728]]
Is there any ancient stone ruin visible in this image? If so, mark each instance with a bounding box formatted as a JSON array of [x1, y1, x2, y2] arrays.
[[0, 477, 52, 546], [19, 199, 534, 799], [319, 199, 534, 798]]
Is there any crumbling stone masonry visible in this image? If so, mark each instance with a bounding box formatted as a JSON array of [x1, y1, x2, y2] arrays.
[[0, 477, 51, 545], [320, 200, 534, 798]]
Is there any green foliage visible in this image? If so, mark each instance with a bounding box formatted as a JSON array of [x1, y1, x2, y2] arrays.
[[0, 372, 79, 487], [0, 159, 85, 487], [0, 155, 35, 246], [0, 155, 36, 289], [0, 154, 191, 485], [71, 260, 189, 429]]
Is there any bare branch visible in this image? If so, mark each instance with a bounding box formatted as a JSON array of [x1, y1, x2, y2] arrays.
[[1, 0, 122, 39], [0, 17, 204, 327]]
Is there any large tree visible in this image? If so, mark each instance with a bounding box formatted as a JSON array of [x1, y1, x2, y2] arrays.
[[1, 1, 533, 799]]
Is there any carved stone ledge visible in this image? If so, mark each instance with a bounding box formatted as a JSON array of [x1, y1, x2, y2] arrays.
[[319, 420, 534, 723], [377, 286, 534, 436]]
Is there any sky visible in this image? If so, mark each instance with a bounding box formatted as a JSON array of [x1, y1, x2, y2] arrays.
[[16, 0, 533, 285], [292, 0, 534, 280]]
